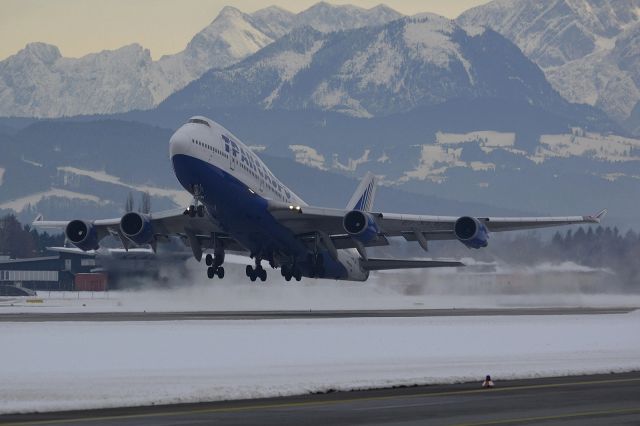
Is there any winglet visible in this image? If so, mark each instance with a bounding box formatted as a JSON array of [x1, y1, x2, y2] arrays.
[[33, 214, 43, 223], [585, 208, 607, 223]]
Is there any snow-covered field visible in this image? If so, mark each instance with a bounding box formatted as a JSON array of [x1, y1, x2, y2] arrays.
[[2, 263, 639, 414], [1, 311, 639, 414]]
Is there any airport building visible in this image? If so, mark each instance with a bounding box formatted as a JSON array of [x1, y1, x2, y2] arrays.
[[0, 250, 97, 291], [0, 246, 191, 292]]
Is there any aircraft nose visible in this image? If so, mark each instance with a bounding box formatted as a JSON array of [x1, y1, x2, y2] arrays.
[[169, 127, 189, 159]]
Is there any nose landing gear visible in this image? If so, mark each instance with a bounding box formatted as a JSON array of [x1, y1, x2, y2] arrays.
[[184, 184, 206, 217]]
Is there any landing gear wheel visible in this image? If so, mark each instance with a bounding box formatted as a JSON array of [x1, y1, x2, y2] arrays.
[[197, 205, 205, 217], [249, 272, 257, 282], [207, 267, 215, 279], [259, 268, 267, 282], [246, 265, 253, 277], [188, 205, 196, 218], [294, 269, 302, 281], [216, 267, 225, 279], [205, 254, 213, 266], [285, 275, 292, 282]]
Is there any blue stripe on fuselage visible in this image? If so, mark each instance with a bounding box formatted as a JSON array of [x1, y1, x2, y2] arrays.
[[171, 154, 348, 279]]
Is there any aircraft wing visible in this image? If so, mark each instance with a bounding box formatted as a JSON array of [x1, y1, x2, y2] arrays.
[[32, 209, 247, 260], [269, 202, 607, 248]]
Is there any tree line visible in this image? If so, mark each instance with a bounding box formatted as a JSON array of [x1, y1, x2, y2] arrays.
[[0, 214, 65, 259], [428, 226, 640, 291]]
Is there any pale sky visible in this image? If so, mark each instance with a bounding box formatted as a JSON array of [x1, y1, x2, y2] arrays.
[[0, 0, 492, 61]]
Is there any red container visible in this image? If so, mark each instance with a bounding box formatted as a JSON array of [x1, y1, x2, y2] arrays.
[[74, 273, 108, 291]]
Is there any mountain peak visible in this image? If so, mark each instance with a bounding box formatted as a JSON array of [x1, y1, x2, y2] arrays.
[[218, 5, 244, 19], [20, 42, 61, 64]]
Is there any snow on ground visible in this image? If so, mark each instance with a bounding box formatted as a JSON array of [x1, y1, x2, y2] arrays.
[[289, 145, 327, 170], [534, 131, 640, 163], [0, 188, 105, 212], [263, 40, 324, 107], [403, 16, 473, 83], [1, 311, 639, 414], [436, 131, 516, 148], [333, 149, 370, 172], [21, 157, 43, 167], [311, 81, 373, 118], [58, 166, 190, 205], [2, 257, 640, 313]]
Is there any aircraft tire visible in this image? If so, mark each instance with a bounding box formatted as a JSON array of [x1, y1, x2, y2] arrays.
[[246, 265, 253, 277], [207, 267, 215, 279], [216, 267, 225, 279], [197, 205, 205, 217], [205, 254, 213, 266], [259, 269, 267, 281]]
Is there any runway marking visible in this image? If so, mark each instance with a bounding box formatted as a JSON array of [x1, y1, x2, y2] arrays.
[[3, 377, 640, 425], [453, 406, 640, 425]]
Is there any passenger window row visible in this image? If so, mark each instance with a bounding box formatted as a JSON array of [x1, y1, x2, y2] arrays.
[[192, 139, 228, 158]]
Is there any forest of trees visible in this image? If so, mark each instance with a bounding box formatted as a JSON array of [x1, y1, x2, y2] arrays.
[[425, 226, 640, 290], [0, 214, 65, 258]]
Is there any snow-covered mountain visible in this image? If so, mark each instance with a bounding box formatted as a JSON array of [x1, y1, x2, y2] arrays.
[[0, 2, 403, 118], [458, 0, 640, 125], [161, 14, 611, 127], [291, 2, 401, 33], [0, 43, 158, 118]]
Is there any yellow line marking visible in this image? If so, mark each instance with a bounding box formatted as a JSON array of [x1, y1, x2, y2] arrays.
[[453, 407, 640, 425], [3, 377, 640, 425]]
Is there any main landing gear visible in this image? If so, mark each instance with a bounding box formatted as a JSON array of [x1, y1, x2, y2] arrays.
[[205, 253, 225, 279], [246, 259, 267, 282], [280, 264, 302, 282]]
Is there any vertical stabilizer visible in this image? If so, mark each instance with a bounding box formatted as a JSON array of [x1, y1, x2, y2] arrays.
[[346, 172, 377, 212]]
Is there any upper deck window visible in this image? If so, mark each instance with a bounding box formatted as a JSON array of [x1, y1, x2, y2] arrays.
[[188, 118, 211, 127]]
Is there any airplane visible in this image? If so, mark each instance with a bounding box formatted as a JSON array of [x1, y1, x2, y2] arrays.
[[33, 116, 607, 282]]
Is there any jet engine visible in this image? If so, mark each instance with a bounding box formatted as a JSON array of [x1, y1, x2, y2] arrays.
[[454, 216, 489, 249], [120, 212, 154, 245], [65, 220, 99, 251], [343, 210, 379, 243]]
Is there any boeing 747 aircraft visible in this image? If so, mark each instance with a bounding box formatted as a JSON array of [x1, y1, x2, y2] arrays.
[[34, 116, 606, 282]]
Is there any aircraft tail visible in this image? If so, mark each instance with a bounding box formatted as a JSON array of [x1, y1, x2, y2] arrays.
[[346, 172, 377, 212]]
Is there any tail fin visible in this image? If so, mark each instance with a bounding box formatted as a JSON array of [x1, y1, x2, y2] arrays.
[[346, 172, 377, 212]]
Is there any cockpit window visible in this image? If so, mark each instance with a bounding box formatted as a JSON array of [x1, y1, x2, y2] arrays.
[[188, 118, 211, 127]]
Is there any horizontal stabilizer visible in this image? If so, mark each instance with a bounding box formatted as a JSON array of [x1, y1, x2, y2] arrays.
[[361, 258, 464, 271]]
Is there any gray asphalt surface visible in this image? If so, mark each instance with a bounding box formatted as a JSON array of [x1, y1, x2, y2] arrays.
[[1, 372, 639, 425], [0, 307, 634, 322]]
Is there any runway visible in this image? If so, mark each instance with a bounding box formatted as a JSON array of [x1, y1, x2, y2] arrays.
[[0, 307, 634, 322], [1, 372, 639, 425]]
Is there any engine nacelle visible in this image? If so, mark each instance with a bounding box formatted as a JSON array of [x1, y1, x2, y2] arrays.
[[120, 212, 154, 245], [454, 216, 489, 249], [65, 220, 99, 251], [343, 210, 379, 243]]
